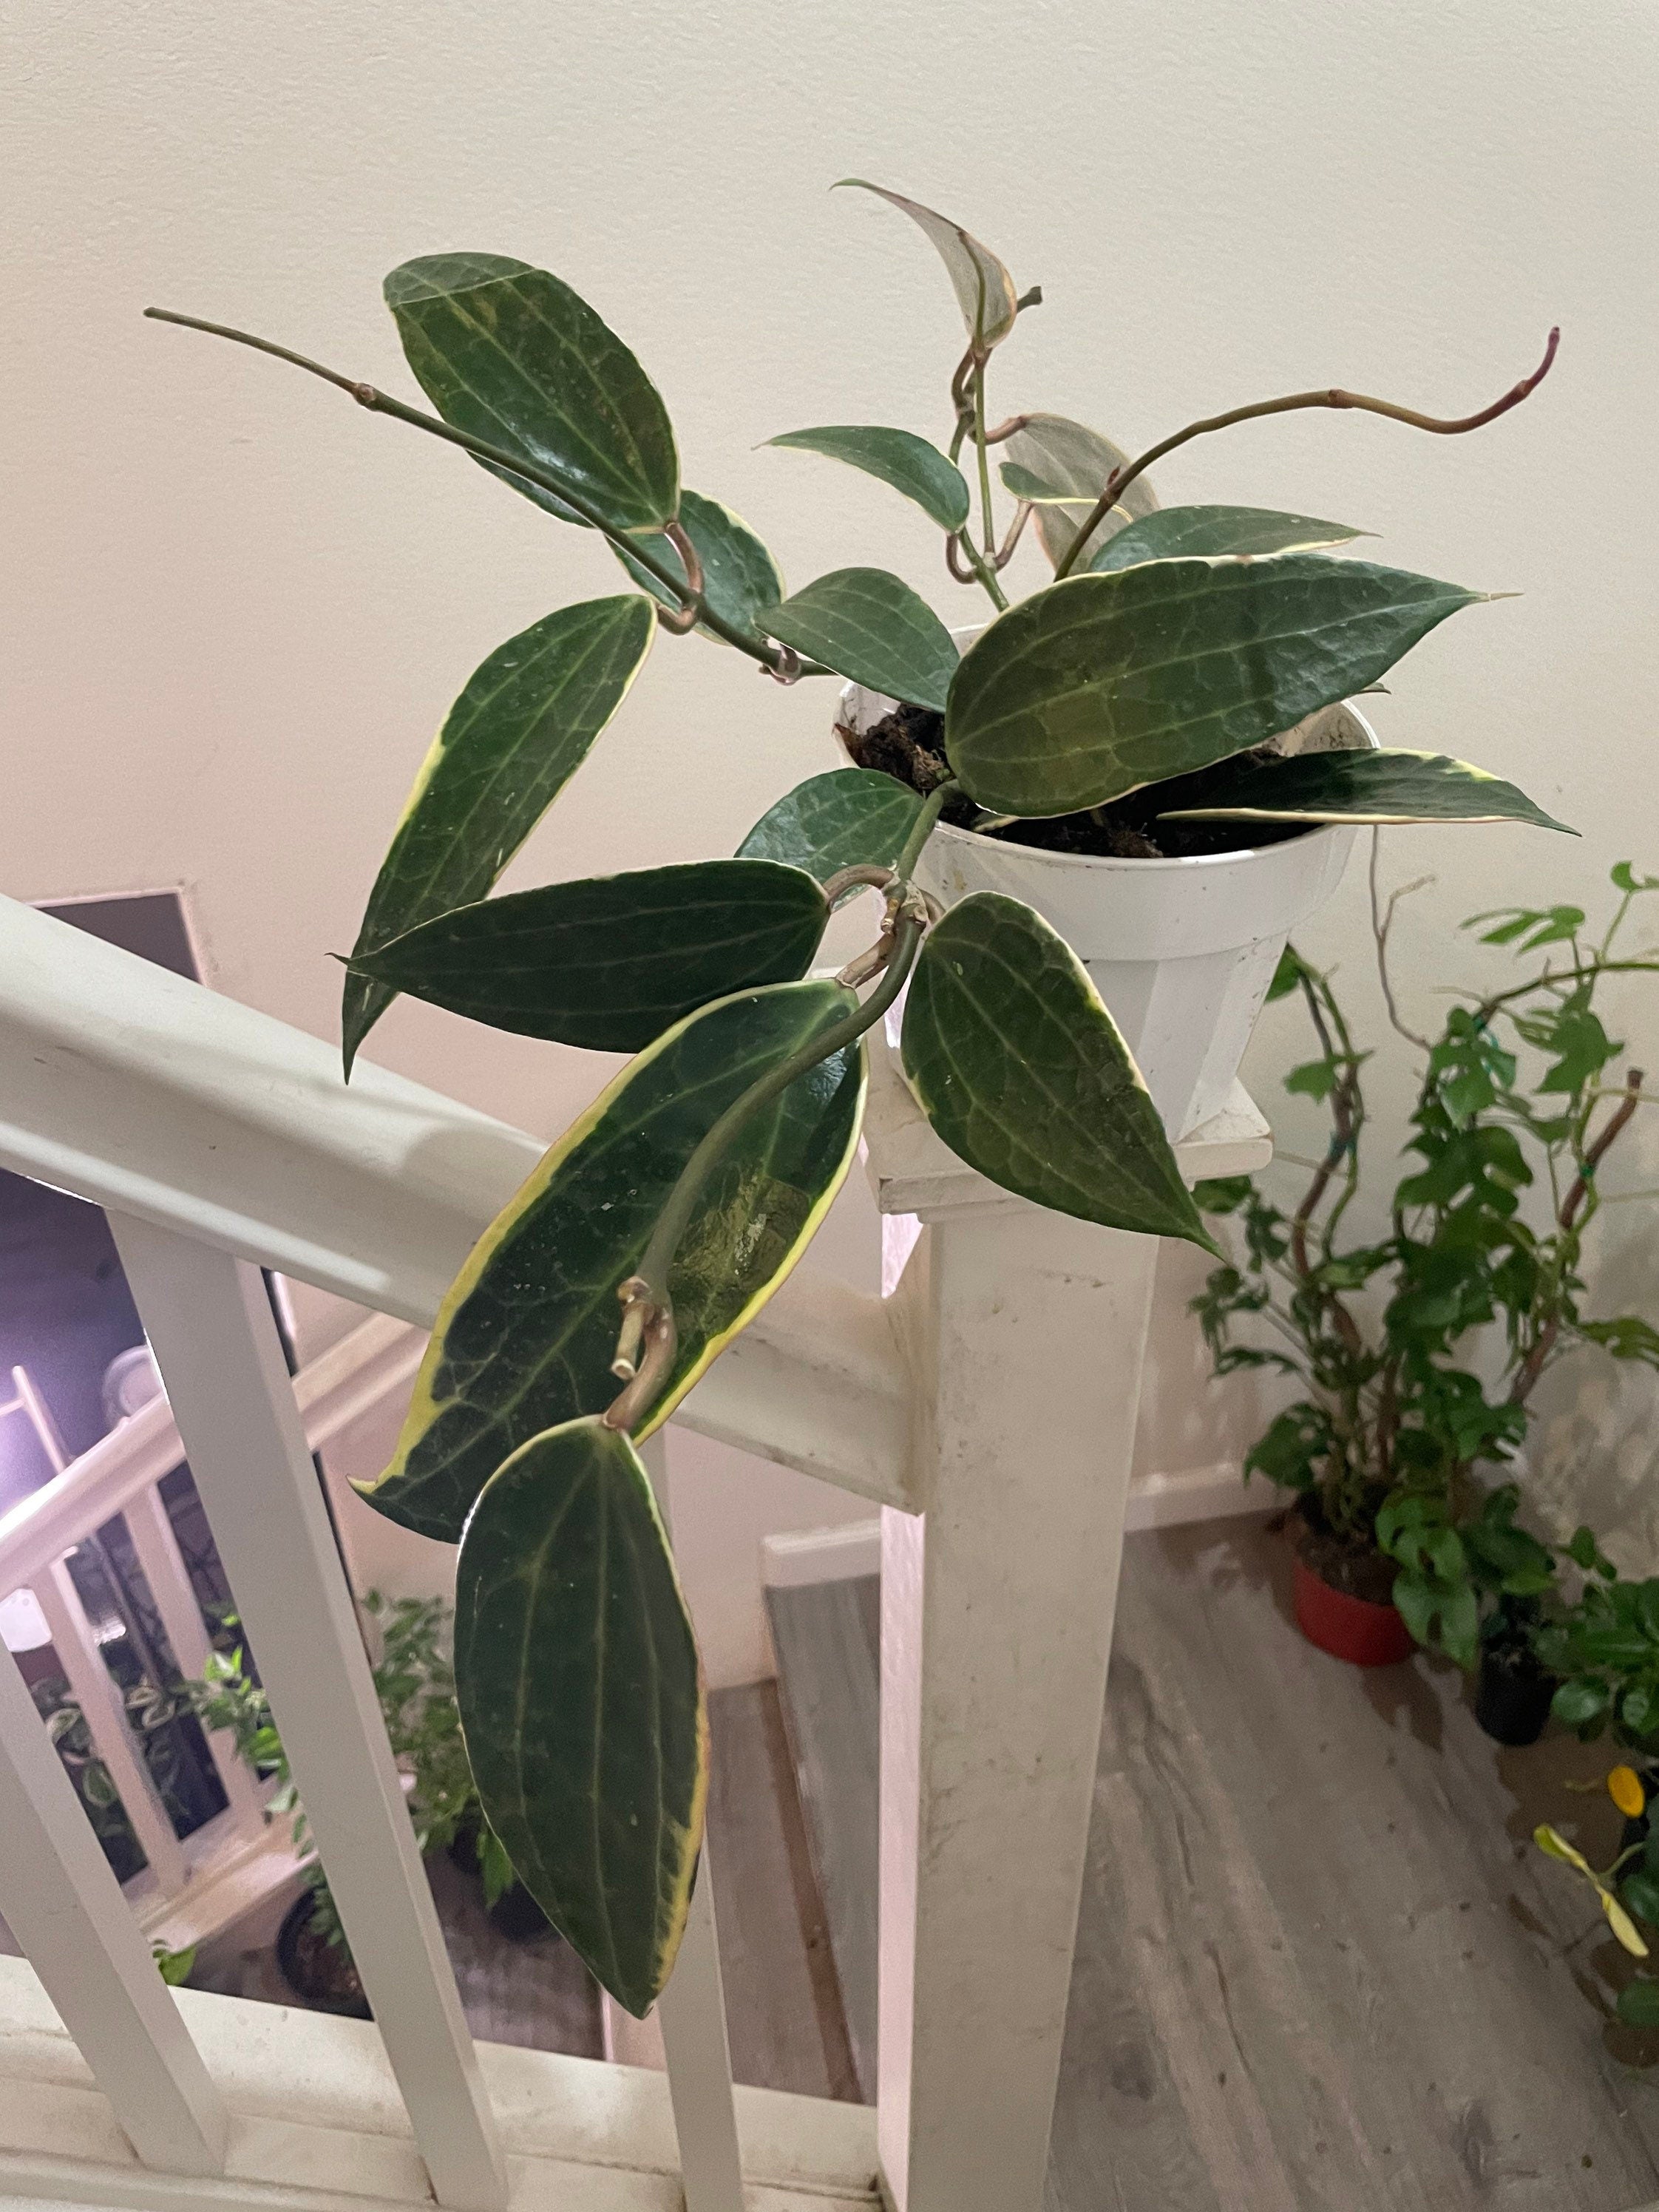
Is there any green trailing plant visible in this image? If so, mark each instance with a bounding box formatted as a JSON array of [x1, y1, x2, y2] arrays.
[[150, 181, 1567, 2013], [1195, 861, 1659, 1667], [33, 1670, 197, 1882], [189, 1593, 512, 1954]]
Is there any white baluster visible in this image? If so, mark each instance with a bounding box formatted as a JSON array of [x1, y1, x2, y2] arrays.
[[0, 1639, 227, 2173], [123, 1482, 264, 1828], [109, 1215, 506, 2212], [639, 1428, 744, 2212], [31, 1556, 189, 1896]]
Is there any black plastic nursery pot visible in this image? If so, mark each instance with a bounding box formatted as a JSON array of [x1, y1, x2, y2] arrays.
[[1474, 1641, 1558, 1748], [276, 1887, 370, 2018], [486, 1880, 558, 1944]]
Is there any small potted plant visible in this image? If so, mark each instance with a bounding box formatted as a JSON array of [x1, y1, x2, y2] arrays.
[[146, 181, 1570, 2017], [1195, 863, 1659, 1694]]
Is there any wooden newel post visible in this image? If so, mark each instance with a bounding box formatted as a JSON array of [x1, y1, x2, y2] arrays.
[[863, 1034, 1265, 2212]]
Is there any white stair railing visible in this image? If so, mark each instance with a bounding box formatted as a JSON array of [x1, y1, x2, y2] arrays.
[[0, 889, 1270, 2212]]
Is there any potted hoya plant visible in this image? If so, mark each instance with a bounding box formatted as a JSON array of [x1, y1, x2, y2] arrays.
[[1195, 861, 1658, 1711], [149, 180, 1567, 2017]]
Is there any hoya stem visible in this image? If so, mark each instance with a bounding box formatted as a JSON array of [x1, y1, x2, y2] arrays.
[[971, 357, 996, 554], [629, 908, 926, 1334], [895, 778, 956, 878], [1052, 328, 1561, 580], [143, 307, 798, 679]]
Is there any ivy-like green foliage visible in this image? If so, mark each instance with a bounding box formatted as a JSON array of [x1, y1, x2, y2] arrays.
[[1193, 863, 1659, 1670]]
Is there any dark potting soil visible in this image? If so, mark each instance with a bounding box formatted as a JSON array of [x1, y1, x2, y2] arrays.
[[842, 705, 1315, 861], [1288, 1498, 1399, 1607]]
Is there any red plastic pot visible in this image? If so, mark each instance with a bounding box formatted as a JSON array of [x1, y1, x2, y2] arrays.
[[1292, 1556, 1414, 1666]]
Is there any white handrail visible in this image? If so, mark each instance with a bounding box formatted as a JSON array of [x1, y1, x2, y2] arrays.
[[0, 894, 912, 1507], [0, 1309, 421, 1592]]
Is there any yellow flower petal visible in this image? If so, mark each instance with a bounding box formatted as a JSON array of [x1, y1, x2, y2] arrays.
[[1609, 1765, 1647, 1819]]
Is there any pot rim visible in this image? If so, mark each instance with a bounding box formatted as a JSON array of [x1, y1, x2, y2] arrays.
[[922, 807, 1351, 878]]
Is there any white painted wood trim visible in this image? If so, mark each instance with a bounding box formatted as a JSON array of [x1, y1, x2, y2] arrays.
[[0, 1954, 880, 2211], [108, 1219, 507, 2212], [32, 1559, 188, 1896], [1124, 1459, 1278, 1532], [122, 1485, 264, 1830], [0, 893, 909, 1502], [0, 1653, 228, 2174], [762, 1519, 883, 1587]]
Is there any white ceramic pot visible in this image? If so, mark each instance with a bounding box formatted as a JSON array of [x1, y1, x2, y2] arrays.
[[838, 649, 1374, 1139]]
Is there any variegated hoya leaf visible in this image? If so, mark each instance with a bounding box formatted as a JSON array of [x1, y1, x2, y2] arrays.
[[361, 980, 866, 1542], [342, 594, 655, 1073], [456, 1416, 707, 2015]]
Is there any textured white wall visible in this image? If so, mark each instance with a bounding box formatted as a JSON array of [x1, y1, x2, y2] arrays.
[[6, 1, 1658, 1646]]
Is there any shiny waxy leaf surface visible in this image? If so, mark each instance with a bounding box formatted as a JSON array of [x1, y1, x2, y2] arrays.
[[901, 895, 1213, 1246], [1158, 747, 1573, 832], [738, 768, 923, 884], [612, 489, 782, 645], [350, 860, 830, 1051], [343, 594, 654, 1072], [944, 557, 1482, 817], [1000, 415, 1158, 571], [456, 1416, 705, 2015], [835, 180, 1019, 350], [761, 569, 958, 711], [384, 254, 679, 534], [1088, 504, 1366, 572], [363, 980, 866, 1541], [767, 426, 970, 532]]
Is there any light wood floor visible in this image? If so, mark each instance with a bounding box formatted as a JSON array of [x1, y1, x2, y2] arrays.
[[769, 1518, 1659, 2211]]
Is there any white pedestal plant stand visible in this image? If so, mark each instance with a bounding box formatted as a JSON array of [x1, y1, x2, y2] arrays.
[[861, 1031, 1271, 2212]]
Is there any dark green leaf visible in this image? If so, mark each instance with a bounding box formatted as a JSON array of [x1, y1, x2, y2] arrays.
[[349, 860, 827, 1051], [943, 559, 1483, 818], [1284, 1058, 1340, 1102], [1158, 747, 1572, 835], [1266, 945, 1311, 1002], [1582, 1317, 1659, 1371], [1617, 1981, 1659, 2029], [1191, 1174, 1256, 1215], [1536, 1006, 1617, 1093], [1553, 1677, 1612, 1726], [767, 427, 970, 532], [899, 892, 1213, 1249], [761, 569, 959, 711], [1244, 1405, 1332, 1490], [1568, 1525, 1601, 1571], [455, 1417, 704, 2015], [1089, 504, 1367, 572], [343, 595, 655, 1073], [1626, 1686, 1659, 1737], [362, 980, 865, 1541], [1000, 415, 1159, 571], [1624, 1870, 1659, 1927], [835, 180, 1019, 350], [384, 254, 679, 535], [611, 489, 782, 645], [737, 769, 923, 885]]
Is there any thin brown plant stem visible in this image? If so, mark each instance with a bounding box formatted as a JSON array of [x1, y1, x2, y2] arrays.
[[991, 500, 1034, 571], [143, 305, 802, 678], [1509, 1068, 1646, 1407], [1052, 328, 1560, 580], [1368, 832, 1434, 1050]]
